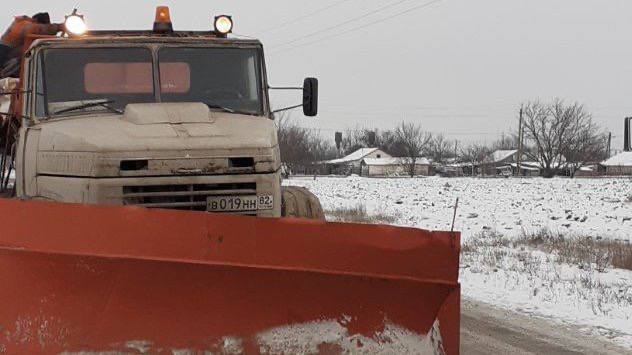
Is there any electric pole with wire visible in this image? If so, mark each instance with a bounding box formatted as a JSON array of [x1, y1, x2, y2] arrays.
[[516, 105, 524, 177]]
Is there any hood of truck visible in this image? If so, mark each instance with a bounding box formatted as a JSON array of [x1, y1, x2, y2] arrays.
[[34, 103, 281, 177], [38, 103, 277, 151]]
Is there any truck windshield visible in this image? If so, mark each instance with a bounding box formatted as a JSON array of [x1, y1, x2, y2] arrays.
[[35, 46, 264, 117], [158, 47, 263, 115], [36, 47, 155, 116]]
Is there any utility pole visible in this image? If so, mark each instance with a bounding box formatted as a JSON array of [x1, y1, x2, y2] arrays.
[[607, 132, 612, 158], [516, 105, 524, 177], [625, 117, 631, 152]]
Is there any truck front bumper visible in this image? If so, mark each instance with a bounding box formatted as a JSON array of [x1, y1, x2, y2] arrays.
[[36, 171, 282, 218]]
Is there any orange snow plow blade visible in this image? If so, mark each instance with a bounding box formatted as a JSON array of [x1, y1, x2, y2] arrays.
[[0, 199, 460, 354]]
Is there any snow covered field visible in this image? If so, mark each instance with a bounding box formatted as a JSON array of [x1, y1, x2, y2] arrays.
[[285, 176, 631, 242], [285, 176, 632, 348]]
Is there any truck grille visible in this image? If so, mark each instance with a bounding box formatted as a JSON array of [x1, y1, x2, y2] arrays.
[[122, 183, 257, 214]]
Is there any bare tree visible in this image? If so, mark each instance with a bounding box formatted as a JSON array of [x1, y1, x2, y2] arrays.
[[460, 143, 492, 176], [376, 129, 407, 157], [341, 127, 365, 155], [521, 99, 604, 178], [394, 121, 431, 177], [561, 122, 608, 178], [276, 114, 336, 174], [428, 134, 454, 164], [492, 133, 519, 151]]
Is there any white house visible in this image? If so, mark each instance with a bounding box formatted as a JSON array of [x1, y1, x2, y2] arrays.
[[361, 157, 431, 177], [496, 162, 541, 176], [601, 152, 632, 175], [325, 148, 391, 175], [478, 150, 520, 175], [491, 150, 519, 164]]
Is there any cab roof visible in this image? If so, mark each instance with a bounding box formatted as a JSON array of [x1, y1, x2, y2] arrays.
[[29, 31, 262, 49]]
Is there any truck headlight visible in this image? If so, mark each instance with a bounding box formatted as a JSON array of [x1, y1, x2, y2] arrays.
[[65, 9, 88, 36], [214, 15, 233, 36]]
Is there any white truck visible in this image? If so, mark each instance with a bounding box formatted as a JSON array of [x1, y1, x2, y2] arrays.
[[0, 10, 323, 218]]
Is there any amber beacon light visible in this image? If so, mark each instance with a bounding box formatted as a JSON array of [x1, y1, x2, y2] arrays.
[[153, 6, 173, 33]]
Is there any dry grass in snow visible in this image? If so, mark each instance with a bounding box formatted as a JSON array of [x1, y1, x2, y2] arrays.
[[462, 229, 632, 346], [516, 229, 632, 271], [325, 203, 400, 224]]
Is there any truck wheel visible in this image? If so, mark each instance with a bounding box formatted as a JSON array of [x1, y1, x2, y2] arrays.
[[281, 186, 325, 220]]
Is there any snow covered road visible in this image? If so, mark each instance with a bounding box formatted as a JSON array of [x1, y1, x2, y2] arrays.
[[461, 299, 629, 354]]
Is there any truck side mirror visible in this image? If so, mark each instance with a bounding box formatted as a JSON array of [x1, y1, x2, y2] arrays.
[[303, 78, 318, 117], [270, 78, 318, 117]]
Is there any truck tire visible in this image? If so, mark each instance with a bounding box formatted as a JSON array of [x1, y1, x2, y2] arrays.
[[281, 186, 325, 220]]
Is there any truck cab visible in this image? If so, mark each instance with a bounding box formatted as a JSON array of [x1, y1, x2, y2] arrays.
[[5, 10, 319, 218]]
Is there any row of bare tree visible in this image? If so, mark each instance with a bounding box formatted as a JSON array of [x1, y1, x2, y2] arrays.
[[277, 98, 608, 178], [276, 116, 337, 173], [277, 116, 436, 176], [521, 99, 607, 177]]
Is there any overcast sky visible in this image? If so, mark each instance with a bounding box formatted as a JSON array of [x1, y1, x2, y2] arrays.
[[4, 1, 632, 148]]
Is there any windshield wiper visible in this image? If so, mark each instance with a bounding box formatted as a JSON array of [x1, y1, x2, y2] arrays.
[[204, 103, 261, 116], [205, 103, 235, 113], [53, 99, 123, 115]]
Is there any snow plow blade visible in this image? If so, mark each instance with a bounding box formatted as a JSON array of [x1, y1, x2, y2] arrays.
[[0, 199, 460, 354]]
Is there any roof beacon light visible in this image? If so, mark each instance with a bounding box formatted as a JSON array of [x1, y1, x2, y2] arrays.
[[153, 6, 173, 33], [214, 15, 233, 37], [65, 9, 87, 36]]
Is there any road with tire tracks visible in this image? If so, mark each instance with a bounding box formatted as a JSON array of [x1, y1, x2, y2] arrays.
[[461, 299, 628, 354]]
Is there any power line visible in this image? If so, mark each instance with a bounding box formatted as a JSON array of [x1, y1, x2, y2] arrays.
[[319, 112, 501, 118], [276, 107, 517, 119], [271, 0, 444, 54], [322, 103, 517, 110], [257, 0, 356, 35], [286, 125, 505, 136], [268, 0, 416, 49]]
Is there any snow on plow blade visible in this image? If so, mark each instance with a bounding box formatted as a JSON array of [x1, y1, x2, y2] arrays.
[[0, 199, 460, 354]]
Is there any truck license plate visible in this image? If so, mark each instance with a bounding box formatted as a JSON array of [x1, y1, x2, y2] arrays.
[[206, 195, 273, 212]]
